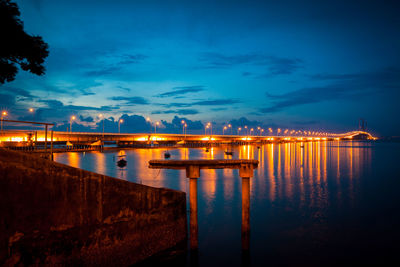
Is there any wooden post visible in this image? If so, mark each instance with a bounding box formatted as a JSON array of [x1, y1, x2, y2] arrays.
[[186, 165, 200, 250]]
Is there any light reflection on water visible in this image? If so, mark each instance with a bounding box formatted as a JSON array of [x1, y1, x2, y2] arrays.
[[54, 141, 400, 265]]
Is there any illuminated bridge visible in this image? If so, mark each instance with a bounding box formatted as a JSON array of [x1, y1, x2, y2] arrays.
[[0, 129, 376, 151]]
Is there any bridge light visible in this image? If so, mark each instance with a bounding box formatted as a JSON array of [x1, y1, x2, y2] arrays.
[[29, 108, 34, 113]]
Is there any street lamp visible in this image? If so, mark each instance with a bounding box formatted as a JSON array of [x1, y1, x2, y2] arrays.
[[181, 120, 185, 135], [184, 123, 187, 137], [99, 114, 105, 137], [223, 126, 227, 135], [257, 126, 261, 136], [154, 121, 159, 133], [207, 122, 212, 135], [118, 119, 124, 133], [205, 124, 209, 135], [1, 111, 8, 131], [250, 128, 254, 136], [244, 125, 248, 135], [146, 117, 151, 133], [70, 116, 76, 133], [228, 124, 232, 135], [238, 127, 242, 135]]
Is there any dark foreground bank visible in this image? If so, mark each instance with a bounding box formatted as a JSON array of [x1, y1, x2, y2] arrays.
[[0, 149, 187, 266]]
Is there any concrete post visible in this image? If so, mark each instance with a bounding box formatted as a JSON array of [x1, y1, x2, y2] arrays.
[[186, 165, 200, 250], [239, 163, 253, 251], [241, 177, 250, 251]]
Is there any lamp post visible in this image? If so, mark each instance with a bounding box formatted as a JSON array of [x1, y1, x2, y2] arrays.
[[154, 121, 159, 133], [184, 123, 187, 138], [207, 122, 212, 136], [1, 111, 8, 132], [238, 127, 242, 135], [205, 125, 209, 135], [181, 120, 185, 135], [70, 116, 76, 133], [223, 126, 227, 135], [118, 119, 124, 133], [99, 114, 105, 137], [244, 125, 248, 136], [228, 124, 232, 135], [146, 117, 151, 133], [250, 128, 254, 136]]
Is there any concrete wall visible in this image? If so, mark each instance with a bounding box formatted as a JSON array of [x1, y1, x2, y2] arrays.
[[0, 149, 187, 266]]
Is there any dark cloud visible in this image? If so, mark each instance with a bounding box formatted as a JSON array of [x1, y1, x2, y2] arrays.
[[0, 93, 15, 106], [108, 96, 149, 105], [200, 53, 303, 75], [162, 98, 241, 108], [85, 66, 121, 76], [291, 120, 319, 125], [117, 86, 131, 92], [261, 67, 400, 113], [79, 115, 94, 122], [118, 54, 148, 65], [2, 86, 35, 99], [161, 116, 204, 133], [156, 86, 204, 98], [152, 109, 199, 115]]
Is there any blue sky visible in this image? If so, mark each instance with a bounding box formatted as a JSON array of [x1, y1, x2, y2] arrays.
[[1, 0, 400, 135]]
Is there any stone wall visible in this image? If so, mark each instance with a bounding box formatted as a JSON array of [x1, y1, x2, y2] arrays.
[[0, 149, 187, 266]]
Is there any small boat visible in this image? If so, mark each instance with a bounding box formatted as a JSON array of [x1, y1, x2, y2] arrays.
[[117, 155, 127, 167], [164, 151, 171, 159], [205, 148, 209, 152], [224, 151, 234, 156]]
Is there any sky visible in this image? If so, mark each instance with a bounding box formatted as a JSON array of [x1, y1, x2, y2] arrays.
[[1, 0, 400, 136]]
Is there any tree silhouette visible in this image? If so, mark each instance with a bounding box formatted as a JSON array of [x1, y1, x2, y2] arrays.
[[0, 0, 49, 84]]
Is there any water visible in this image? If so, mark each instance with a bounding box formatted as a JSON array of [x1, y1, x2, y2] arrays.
[[54, 141, 400, 265]]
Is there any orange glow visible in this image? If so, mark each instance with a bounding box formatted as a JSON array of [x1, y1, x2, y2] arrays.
[[29, 108, 34, 112]]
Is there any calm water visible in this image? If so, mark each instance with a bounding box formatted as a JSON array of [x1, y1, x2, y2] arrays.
[[54, 141, 400, 266]]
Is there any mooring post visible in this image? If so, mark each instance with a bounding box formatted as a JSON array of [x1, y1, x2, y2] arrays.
[[239, 163, 253, 251], [186, 165, 200, 250]]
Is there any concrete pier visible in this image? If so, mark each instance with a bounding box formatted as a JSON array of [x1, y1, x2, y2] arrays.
[[149, 159, 258, 251], [0, 149, 187, 266]]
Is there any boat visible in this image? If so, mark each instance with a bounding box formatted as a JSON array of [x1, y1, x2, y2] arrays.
[[224, 151, 234, 156], [117, 155, 127, 167], [164, 151, 171, 159]]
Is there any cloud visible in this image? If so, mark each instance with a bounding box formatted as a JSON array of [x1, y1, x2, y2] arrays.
[[0, 93, 15, 106], [85, 66, 121, 76], [108, 96, 149, 105], [161, 116, 204, 133], [156, 86, 204, 98], [199, 53, 303, 75], [79, 115, 94, 122], [162, 98, 241, 108], [152, 109, 199, 115], [261, 67, 400, 113], [118, 54, 148, 65]]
